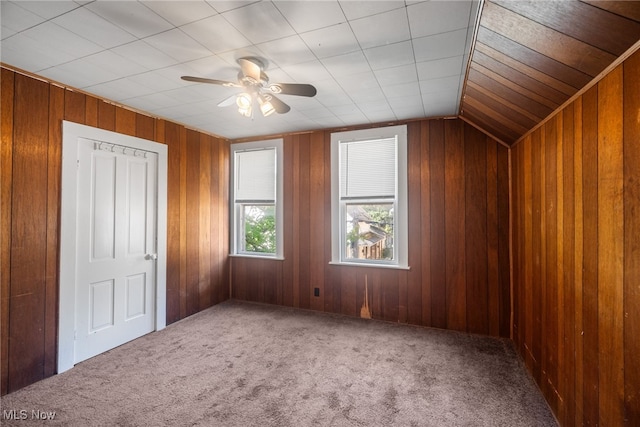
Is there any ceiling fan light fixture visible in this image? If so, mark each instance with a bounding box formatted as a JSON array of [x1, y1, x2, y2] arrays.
[[236, 93, 252, 108], [238, 105, 252, 118], [258, 94, 275, 117], [236, 93, 253, 118]]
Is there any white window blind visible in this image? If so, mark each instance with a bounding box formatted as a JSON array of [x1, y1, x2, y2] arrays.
[[339, 137, 396, 199], [235, 148, 276, 202]]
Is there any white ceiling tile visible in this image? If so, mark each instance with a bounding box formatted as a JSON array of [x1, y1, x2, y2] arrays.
[[335, 71, 379, 92], [256, 35, 316, 68], [339, 1, 404, 20], [467, 1, 482, 42], [392, 106, 425, 121], [186, 100, 223, 115], [393, 108, 425, 120], [374, 64, 418, 86], [1, 2, 47, 35], [85, 78, 156, 102], [317, 92, 353, 108], [0, 37, 58, 71], [364, 110, 395, 123], [299, 23, 359, 59], [52, 7, 136, 49], [312, 116, 345, 128], [321, 51, 370, 78], [1, 26, 17, 40], [85, 1, 174, 39], [181, 14, 251, 54], [349, 87, 386, 104], [408, 1, 472, 38], [39, 58, 120, 88], [330, 104, 361, 115], [179, 56, 236, 79], [7, 0, 80, 20], [279, 97, 323, 112], [125, 92, 182, 112], [130, 69, 191, 92], [29, 21, 103, 57], [111, 40, 178, 71], [143, 29, 211, 63], [412, 28, 468, 63], [416, 55, 464, 81], [151, 104, 198, 121], [141, 1, 217, 27], [387, 95, 423, 110], [1, 21, 103, 70], [341, 112, 370, 126], [350, 8, 410, 50], [302, 106, 336, 119], [419, 75, 461, 95], [358, 100, 393, 113], [423, 98, 457, 117], [280, 60, 332, 82], [206, 1, 260, 14], [273, 1, 345, 33], [162, 86, 219, 106], [83, 50, 148, 80], [314, 80, 351, 107], [222, 2, 295, 44], [381, 81, 422, 99], [11, 1, 79, 20], [364, 40, 414, 71]]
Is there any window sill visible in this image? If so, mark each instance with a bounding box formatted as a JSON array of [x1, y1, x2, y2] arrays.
[[229, 254, 285, 261], [328, 261, 410, 271]]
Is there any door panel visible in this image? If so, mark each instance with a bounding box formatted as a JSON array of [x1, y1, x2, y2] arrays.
[[90, 279, 114, 332], [125, 273, 146, 320], [91, 155, 116, 261], [75, 139, 157, 364], [126, 159, 147, 256]]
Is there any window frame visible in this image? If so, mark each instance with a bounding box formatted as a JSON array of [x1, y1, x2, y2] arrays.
[[230, 139, 284, 259], [330, 125, 409, 269]]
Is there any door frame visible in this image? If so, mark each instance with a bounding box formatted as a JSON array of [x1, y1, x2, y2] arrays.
[[58, 121, 167, 373]]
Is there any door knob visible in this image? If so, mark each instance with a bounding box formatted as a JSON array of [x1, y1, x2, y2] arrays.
[[145, 253, 158, 260]]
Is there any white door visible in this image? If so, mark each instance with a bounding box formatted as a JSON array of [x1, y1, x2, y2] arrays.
[[74, 138, 157, 363]]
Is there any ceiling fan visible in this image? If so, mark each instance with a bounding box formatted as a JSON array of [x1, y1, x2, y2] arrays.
[[181, 56, 317, 118]]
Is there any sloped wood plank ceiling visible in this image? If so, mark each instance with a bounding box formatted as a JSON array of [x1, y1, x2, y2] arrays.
[[461, 0, 640, 145]]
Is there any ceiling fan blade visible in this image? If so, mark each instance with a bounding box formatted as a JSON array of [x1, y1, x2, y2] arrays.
[[268, 83, 317, 97], [268, 95, 291, 114], [181, 76, 240, 87], [238, 58, 262, 82], [217, 94, 237, 107]]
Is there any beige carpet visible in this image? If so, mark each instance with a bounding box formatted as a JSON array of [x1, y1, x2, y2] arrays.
[[1, 300, 557, 426]]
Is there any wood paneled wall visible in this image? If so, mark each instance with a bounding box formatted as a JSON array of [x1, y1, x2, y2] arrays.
[[231, 119, 511, 337], [0, 68, 230, 395], [511, 49, 640, 426]]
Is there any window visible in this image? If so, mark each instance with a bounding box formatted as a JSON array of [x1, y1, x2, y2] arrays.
[[330, 125, 408, 269], [230, 139, 283, 258]]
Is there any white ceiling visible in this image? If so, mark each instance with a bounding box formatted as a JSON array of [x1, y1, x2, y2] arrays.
[[1, 0, 480, 140]]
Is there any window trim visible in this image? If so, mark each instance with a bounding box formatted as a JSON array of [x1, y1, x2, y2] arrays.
[[230, 139, 284, 260], [330, 125, 409, 270]]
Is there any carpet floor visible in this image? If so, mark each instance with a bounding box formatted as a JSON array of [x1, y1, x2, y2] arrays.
[[1, 300, 557, 426]]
